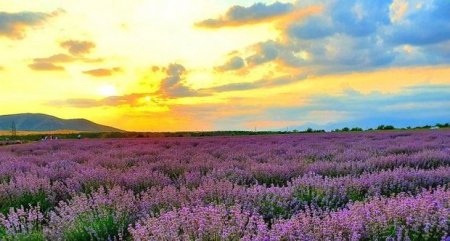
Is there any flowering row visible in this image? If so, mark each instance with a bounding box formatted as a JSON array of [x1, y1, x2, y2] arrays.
[[2, 131, 450, 185], [1, 166, 448, 219], [1, 187, 448, 240], [0, 167, 448, 240]]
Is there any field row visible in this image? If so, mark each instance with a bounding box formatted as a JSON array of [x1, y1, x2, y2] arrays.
[[0, 131, 449, 240]]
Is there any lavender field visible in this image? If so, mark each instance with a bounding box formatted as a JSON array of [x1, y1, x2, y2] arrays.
[[0, 130, 449, 240]]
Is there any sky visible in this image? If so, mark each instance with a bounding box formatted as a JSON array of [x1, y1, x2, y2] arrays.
[[1, 0, 450, 131]]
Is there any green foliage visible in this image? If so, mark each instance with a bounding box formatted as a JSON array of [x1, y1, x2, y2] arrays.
[[303, 128, 325, 133], [346, 187, 366, 202], [350, 127, 363, 132], [333, 127, 364, 132], [0, 227, 6, 238], [377, 125, 395, 130], [80, 181, 112, 195], [294, 186, 362, 210], [0, 230, 46, 241], [436, 123, 449, 128], [294, 186, 328, 208], [63, 207, 130, 241], [257, 195, 290, 223], [163, 167, 185, 181], [254, 174, 288, 187], [0, 192, 51, 215], [0, 218, 44, 241], [0, 176, 11, 184], [364, 223, 446, 241], [129, 181, 155, 194]]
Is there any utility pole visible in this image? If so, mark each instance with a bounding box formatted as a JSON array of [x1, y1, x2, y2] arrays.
[[11, 121, 16, 138]]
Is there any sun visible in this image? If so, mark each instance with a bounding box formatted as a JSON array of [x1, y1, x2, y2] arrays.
[[99, 85, 118, 97]]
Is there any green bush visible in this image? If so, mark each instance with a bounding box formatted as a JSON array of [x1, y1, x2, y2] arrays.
[[0, 230, 45, 241], [0, 192, 51, 215], [63, 207, 130, 241]]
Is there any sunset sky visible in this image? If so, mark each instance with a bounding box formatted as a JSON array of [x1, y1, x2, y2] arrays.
[[1, 0, 450, 131]]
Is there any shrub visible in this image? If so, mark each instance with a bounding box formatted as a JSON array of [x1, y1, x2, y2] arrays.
[[46, 187, 138, 240], [129, 205, 267, 240], [0, 175, 53, 214], [0, 205, 45, 241], [271, 188, 450, 240]]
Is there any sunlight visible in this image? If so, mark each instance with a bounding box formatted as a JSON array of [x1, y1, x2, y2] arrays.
[[98, 85, 118, 97]]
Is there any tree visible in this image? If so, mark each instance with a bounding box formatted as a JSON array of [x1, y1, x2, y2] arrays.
[[351, 127, 363, 132], [377, 125, 395, 130]]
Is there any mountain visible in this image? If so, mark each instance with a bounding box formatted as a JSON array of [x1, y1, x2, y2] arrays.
[[0, 113, 123, 132]]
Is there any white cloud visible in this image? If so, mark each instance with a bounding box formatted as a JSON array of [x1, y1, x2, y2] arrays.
[[390, 0, 409, 23]]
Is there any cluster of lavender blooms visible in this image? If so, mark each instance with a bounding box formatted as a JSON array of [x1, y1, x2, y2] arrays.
[[0, 130, 449, 240], [270, 188, 449, 240], [0, 206, 44, 240], [45, 186, 139, 240], [129, 205, 268, 240]]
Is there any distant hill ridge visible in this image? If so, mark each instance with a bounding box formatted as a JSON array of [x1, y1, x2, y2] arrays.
[[0, 113, 123, 132]]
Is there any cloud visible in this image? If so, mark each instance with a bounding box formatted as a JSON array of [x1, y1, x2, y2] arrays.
[[264, 84, 450, 130], [287, 0, 450, 45], [52, 69, 307, 110], [48, 93, 159, 108], [28, 62, 64, 71], [0, 10, 62, 39], [227, 0, 450, 76], [83, 67, 122, 77], [196, 2, 294, 28], [157, 63, 203, 98], [245, 40, 312, 69], [287, 16, 334, 40], [385, 0, 450, 46], [215, 56, 245, 72], [330, 1, 391, 37], [246, 40, 281, 66], [28, 54, 73, 71], [29, 41, 101, 72], [203, 74, 307, 93], [427, 41, 450, 61], [390, 0, 409, 23], [33, 54, 75, 63], [60, 40, 96, 55]]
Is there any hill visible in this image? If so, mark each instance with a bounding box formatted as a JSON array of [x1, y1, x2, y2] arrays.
[[0, 113, 123, 133]]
